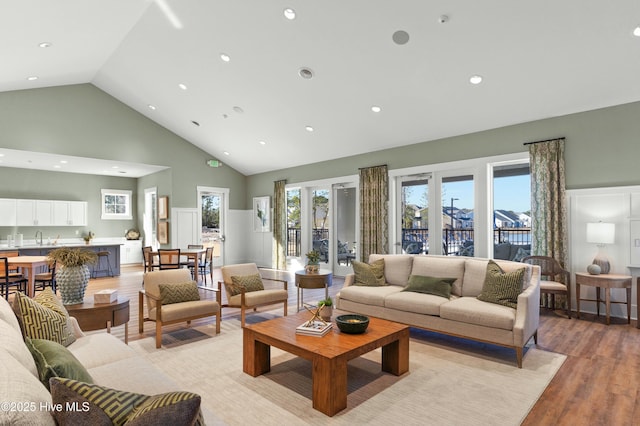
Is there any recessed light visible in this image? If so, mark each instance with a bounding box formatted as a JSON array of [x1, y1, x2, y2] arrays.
[[634, 26, 640, 37], [223, 151, 230, 156], [148, 104, 157, 110], [469, 75, 483, 84], [27, 76, 38, 81], [178, 83, 187, 90], [191, 120, 200, 126], [59, 160, 67, 164], [283, 8, 296, 20], [220, 53, 230, 62], [298, 67, 314, 79], [112, 166, 119, 169], [53, 165, 61, 169], [371, 105, 382, 113], [305, 126, 314, 132], [0, 154, 4, 157], [259, 140, 266, 145], [392, 30, 410, 45], [38, 42, 52, 48], [233, 106, 244, 113]]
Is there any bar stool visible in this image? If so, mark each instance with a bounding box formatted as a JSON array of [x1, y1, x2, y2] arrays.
[[92, 251, 114, 278]]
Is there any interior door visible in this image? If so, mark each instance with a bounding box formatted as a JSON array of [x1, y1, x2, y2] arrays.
[[172, 208, 199, 249], [333, 184, 357, 276], [198, 186, 228, 267]]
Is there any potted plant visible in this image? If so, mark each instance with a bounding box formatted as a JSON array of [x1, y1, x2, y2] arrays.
[[47, 247, 98, 305], [305, 250, 321, 273], [319, 297, 333, 321], [83, 231, 95, 245]]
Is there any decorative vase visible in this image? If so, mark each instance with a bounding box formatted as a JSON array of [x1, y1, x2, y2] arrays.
[[320, 305, 332, 322], [305, 263, 319, 273], [587, 263, 601, 275], [57, 265, 91, 305]]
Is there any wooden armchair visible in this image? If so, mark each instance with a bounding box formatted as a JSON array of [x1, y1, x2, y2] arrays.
[[220, 263, 288, 326], [522, 255, 571, 318], [139, 269, 221, 348]]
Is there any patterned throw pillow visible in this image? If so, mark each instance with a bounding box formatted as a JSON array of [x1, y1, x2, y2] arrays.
[[402, 275, 456, 298], [477, 260, 525, 308], [26, 338, 93, 390], [158, 281, 200, 305], [352, 259, 386, 286], [229, 274, 264, 296], [13, 288, 76, 347], [49, 378, 204, 426]]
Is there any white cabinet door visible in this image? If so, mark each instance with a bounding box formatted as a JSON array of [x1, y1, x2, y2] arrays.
[[53, 201, 69, 226], [0, 199, 16, 226], [16, 200, 36, 226], [121, 240, 143, 264], [34, 200, 53, 226], [53, 201, 88, 226]]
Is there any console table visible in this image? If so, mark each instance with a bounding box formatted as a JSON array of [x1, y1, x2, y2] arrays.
[[575, 273, 632, 325], [66, 297, 130, 343]]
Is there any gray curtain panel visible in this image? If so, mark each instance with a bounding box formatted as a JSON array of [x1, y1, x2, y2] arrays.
[[359, 165, 389, 261]]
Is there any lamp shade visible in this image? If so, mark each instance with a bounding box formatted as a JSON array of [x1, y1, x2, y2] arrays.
[[586, 222, 615, 245]]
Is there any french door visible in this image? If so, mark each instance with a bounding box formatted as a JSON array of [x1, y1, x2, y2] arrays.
[[197, 186, 228, 267]]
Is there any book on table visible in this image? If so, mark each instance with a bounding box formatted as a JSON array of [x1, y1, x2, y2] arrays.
[[296, 320, 332, 336]]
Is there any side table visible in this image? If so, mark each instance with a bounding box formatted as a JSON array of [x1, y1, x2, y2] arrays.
[[575, 273, 631, 325], [295, 269, 332, 311], [66, 297, 130, 343]]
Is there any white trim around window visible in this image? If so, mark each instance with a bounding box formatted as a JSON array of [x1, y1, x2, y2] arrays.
[[101, 189, 133, 220]]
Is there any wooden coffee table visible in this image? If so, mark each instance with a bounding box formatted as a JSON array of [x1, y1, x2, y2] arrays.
[[243, 311, 409, 416]]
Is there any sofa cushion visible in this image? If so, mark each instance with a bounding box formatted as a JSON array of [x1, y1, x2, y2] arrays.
[[384, 291, 451, 316], [26, 338, 93, 390], [477, 260, 525, 309], [13, 289, 76, 347], [411, 256, 466, 296], [461, 258, 490, 297], [369, 254, 413, 286], [0, 294, 23, 333], [402, 275, 455, 299], [352, 259, 386, 286], [0, 317, 38, 376], [440, 297, 516, 330], [49, 377, 203, 426], [159, 281, 200, 305], [339, 285, 402, 307], [229, 273, 264, 296], [149, 300, 219, 322]]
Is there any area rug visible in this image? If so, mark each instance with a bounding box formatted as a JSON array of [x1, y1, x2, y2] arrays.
[[130, 314, 565, 426]]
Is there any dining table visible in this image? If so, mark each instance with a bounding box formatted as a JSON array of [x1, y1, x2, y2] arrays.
[[150, 248, 206, 283], [7, 256, 49, 298]]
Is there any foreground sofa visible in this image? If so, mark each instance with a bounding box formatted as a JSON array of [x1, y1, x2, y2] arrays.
[[336, 254, 540, 367], [0, 293, 209, 425]]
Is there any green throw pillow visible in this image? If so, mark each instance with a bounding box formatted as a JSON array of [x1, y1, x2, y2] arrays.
[[158, 281, 200, 305], [477, 260, 525, 309], [229, 274, 264, 296], [352, 259, 386, 286], [26, 338, 93, 391], [402, 275, 456, 298], [49, 378, 204, 426], [13, 288, 76, 347]]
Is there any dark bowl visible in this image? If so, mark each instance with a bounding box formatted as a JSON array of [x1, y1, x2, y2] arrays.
[[335, 314, 370, 334]]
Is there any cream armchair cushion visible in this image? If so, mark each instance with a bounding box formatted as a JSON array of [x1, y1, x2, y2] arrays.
[[140, 269, 221, 348]]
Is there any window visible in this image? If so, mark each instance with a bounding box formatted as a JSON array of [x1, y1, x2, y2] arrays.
[[101, 189, 133, 220]]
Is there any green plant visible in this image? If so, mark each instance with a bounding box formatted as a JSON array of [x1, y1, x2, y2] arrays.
[[306, 250, 320, 264], [319, 297, 333, 307], [47, 247, 98, 267]]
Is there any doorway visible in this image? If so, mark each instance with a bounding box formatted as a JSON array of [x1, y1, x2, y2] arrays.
[[197, 186, 229, 267]]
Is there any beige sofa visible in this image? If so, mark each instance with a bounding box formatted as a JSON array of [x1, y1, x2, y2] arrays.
[[336, 254, 541, 367], [0, 295, 213, 425]]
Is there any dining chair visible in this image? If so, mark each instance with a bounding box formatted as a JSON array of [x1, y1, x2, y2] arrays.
[[183, 244, 203, 276], [142, 246, 159, 272], [34, 260, 56, 293], [3, 250, 21, 273], [198, 247, 214, 285], [158, 249, 181, 270], [522, 255, 571, 318], [0, 257, 28, 300]]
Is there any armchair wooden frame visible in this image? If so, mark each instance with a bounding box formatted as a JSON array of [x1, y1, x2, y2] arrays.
[[522, 255, 571, 318], [139, 269, 221, 348]]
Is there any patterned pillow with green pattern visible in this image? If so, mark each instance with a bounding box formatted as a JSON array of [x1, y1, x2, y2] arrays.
[[49, 377, 204, 426], [229, 274, 265, 296], [352, 259, 386, 286], [477, 260, 525, 308], [158, 281, 200, 305]]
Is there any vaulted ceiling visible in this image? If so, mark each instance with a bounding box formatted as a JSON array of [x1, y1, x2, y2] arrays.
[[3, 1, 640, 176]]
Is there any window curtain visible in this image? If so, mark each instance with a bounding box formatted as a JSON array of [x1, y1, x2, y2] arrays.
[[272, 180, 287, 270], [359, 165, 389, 261], [528, 138, 568, 266]]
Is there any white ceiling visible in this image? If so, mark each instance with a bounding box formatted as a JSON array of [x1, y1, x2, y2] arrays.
[[2, 0, 640, 176]]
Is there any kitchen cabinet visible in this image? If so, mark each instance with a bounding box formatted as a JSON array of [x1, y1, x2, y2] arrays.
[[121, 240, 143, 265], [53, 201, 88, 226], [0, 199, 17, 226], [16, 199, 54, 226]]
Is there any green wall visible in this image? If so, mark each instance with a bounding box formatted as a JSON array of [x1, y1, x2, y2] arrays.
[[0, 84, 247, 238], [246, 100, 640, 202]]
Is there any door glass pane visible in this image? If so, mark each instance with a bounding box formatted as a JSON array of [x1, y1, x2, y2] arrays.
[[493, 163, 531, 259], [200, 192, 222, 264], [442, 175, 474, 256], [335, 186, 356, 273], [401, 179, 428, 254], [286, 188, 301, 258], [312, 189, 330, 264]]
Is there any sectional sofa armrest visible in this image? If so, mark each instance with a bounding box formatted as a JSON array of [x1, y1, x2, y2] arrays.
[[513, 265, 541, 347], [68, 316, 86, 338]]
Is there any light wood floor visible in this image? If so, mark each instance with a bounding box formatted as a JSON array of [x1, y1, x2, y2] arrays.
[[52, 266, 640, 425]]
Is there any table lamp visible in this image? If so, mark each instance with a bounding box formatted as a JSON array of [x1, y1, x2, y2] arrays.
[[586, 222, 615, 274]]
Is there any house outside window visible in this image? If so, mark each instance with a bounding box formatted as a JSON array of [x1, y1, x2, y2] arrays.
[[101, 189, 133, 220]]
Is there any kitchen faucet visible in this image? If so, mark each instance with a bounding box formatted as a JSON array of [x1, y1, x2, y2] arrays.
[[35, 230, 43, 245]]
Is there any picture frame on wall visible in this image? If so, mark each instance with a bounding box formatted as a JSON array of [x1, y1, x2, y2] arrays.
[[253, 196, 270, 232], [158, 221, 169, 244], [158, 196, 169, 220]]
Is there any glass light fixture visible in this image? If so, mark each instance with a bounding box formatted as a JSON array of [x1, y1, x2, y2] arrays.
[[586, 222, 615, 274]]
